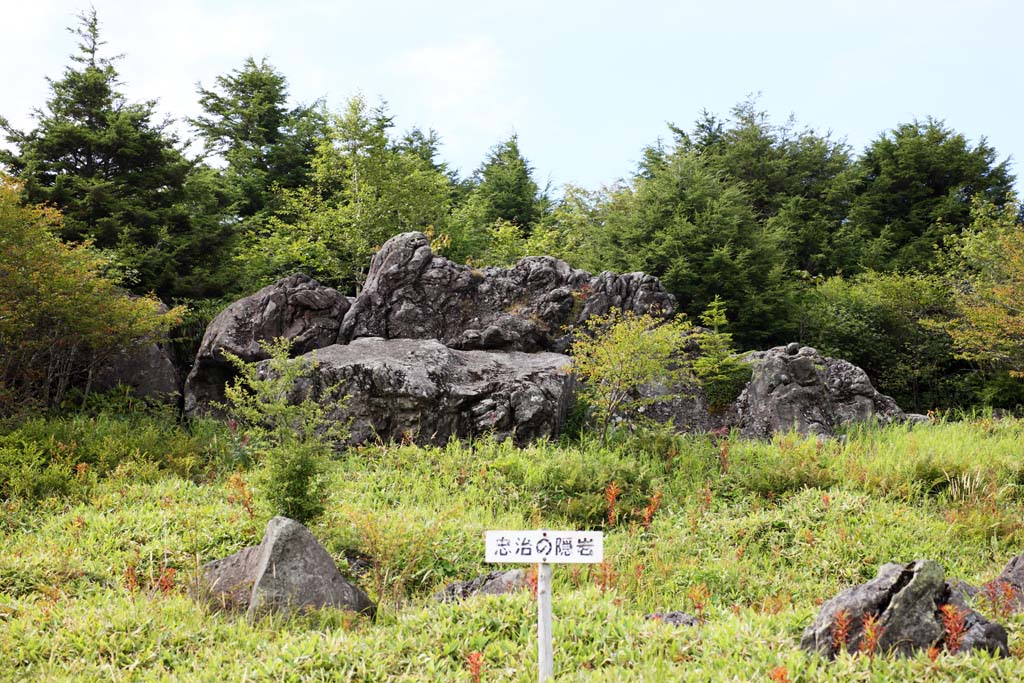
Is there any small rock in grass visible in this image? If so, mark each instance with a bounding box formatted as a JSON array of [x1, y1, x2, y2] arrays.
[[197, 516, 375, 621], [645, 611, 699, 626], [434, 570, 527, 603]]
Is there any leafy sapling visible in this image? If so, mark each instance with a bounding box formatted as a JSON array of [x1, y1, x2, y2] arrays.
[[221, 337, 348, 523]]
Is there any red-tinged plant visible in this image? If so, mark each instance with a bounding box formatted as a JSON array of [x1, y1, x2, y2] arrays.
[[980, 579, 1018, 621], [821, 493, 831, 510], [158, 566, 176, 595], [701, 485, 713, 513], [859, 613, 885, 659], [687, 583, 710, 622], [767, 665, 790, 682], [927, 645, 940, 662], [466, 651, 484, 683], [641, 490, 663, 530], [525, 566, 538, 599], [226, 472, 255, 519], [594, 560, 617, 593], [940, 603, 968, 653], [605, 480, 622, 526], [718, 438, 730, 475], [831, 608, 852, 652], [124, 564, 139, 594]]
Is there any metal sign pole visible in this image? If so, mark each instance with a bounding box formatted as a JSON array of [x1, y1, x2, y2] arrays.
[[484, 530, 603, 683], [537, 562, 553, 682]]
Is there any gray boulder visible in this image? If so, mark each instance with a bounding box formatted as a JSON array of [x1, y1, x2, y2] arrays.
[[645, 611, 699, 626], [282, 338, 574, 447], [801, 560, 1007, 659], [91, 300, 179, 402], [339, 232, 676, 353], [198, 516, 375, 620], [734, 345, 904, 438], [434, 570, 527, 603], [184, 275, 349, 415]]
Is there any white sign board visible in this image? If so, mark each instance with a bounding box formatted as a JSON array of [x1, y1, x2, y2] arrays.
[[485, 530, 603, 564]]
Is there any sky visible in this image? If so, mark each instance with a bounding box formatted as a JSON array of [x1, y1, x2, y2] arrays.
[[3, 0, 1022, 192]]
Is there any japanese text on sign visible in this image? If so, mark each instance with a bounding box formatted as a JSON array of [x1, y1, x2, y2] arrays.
[[485, 530, 603, 564]]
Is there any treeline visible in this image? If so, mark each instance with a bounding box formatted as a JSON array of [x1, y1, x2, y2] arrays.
[[2, 10, 1022, 412]]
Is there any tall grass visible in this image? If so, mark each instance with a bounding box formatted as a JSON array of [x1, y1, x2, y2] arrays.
[[2, 412, 1024, 680]]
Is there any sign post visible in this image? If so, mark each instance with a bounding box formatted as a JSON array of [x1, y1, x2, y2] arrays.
[[485, 530, 604, 682]]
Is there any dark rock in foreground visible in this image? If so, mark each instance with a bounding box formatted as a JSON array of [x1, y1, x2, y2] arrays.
[[285, 338, 574, 447], [734, 344, 904, 438], [801, 560, 1007, 659], [184, 275, 349, 415], [434, 570, 527, 603], [198, 516, 375, 620], [339, 231, 676, 353]]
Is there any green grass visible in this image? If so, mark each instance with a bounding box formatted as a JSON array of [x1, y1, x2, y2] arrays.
[[3, 414, 1024, 680]]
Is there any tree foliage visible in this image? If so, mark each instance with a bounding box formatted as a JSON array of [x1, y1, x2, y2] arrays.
[[802, 271, 960, 411], [191, 57, 326, 219], [0, 177, 181, 413], [235, 96, 451, 292], [834, 119, 1014, 274], [571, 310, 693, 443], [0, 9, 194, 297], [594, 145, 796, 348], [944, 198, 1024, 400]]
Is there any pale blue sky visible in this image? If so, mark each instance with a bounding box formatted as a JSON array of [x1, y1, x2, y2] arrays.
[[4, 1, 1021, 191]]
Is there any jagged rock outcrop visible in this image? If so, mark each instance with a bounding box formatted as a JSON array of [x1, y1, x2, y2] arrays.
[[734, 344, 904, 438], [434, 570, 527, 603], [801, 560, 1008, 659], [282, 337, 574, 446], [197, 516, 375, 620], [338, 232, 676, 353], [184, 275, 349, 415]]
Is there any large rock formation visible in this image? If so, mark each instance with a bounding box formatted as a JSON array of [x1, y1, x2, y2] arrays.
[[801, 560, 1007, 659], [184, 274, 349, 415], [198, 516, 375, 620], [339, 232, 676, 353], [282, 338, 574, 447], [734, 344, 904, 438]]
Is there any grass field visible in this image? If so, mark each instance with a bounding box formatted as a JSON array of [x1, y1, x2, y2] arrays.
[[3, 411, 1024, 681]]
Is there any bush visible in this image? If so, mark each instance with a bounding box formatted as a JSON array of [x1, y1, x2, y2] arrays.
[[571, 309, 693, 443], [0, 176, 182, 413], [222, 337, 348, 523], [0, 405, 232, 503], [802, 271, 962, 411]]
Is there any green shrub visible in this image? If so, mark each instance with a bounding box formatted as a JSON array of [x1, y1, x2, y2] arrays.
[[0, 177, 183, 413], [222, 337, 348, 523], [692, 296, 752, 411]]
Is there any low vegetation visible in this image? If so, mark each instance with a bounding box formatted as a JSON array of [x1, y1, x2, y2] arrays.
[[3, 406, 1024, 681]]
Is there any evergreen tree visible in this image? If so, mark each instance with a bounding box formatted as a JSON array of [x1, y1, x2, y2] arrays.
[[673, 102, 854, 277], [834, 118, 1014, 274], [191, 58, 326, 218], [595, 145, 797, 348], [0, 9, 192, 297], [448, 134, 545, 262]]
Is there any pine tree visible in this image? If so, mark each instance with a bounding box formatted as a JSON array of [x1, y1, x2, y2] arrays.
[[191, 58, 326, 219], [0, 9, 192, 297]]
